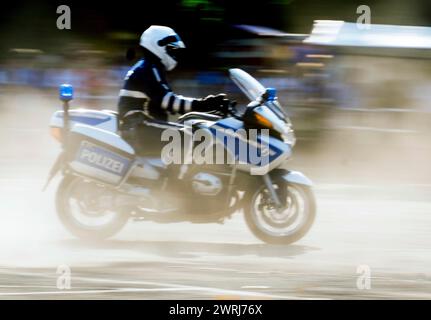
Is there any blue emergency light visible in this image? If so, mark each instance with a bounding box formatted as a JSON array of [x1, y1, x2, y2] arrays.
[[59, 84, 74, 102], [265, 88, 277, 101]]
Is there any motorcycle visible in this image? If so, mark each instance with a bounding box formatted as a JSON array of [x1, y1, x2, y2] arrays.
[[45, 68, 316, 244]]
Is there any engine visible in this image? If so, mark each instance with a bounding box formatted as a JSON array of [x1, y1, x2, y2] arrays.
[[191, 172, 223, 196]]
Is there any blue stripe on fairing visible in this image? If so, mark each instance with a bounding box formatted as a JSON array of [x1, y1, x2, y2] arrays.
[[57, 114, 111, 126], [208, 126, 284, 165], [214, 118, 286, 162], [215, 117, 244, 131]]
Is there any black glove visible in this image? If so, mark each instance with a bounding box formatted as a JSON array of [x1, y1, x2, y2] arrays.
[[193, 93, 229, 112]]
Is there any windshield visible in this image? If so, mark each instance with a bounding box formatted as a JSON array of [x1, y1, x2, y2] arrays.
[[229, 68, 288, 120], [229, 68, 266, 101]]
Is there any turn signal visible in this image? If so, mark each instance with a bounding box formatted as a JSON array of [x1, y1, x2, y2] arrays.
[[50, 127, 62, 142]]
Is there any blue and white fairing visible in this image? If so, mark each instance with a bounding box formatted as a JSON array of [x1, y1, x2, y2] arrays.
[[50, 109, 118, 133], [49, 108, 134, 185], [205, 117, 291, 174], [196, 68, 295, 174]]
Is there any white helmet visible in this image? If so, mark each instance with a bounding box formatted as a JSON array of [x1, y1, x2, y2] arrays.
[[139, 25, 185, 71]]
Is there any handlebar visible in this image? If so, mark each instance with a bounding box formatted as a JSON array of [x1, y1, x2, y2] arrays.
[[213, 100, 241, 119], [176, 100, 241, 124]]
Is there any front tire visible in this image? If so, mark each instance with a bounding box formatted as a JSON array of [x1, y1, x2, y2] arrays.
[[56, 175, 129, 240], [244, 183, 316, 245]]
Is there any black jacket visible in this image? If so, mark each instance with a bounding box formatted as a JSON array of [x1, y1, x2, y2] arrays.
[[118, 52, 204, 123]]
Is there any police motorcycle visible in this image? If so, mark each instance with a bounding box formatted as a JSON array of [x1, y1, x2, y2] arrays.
[[45, 68, 316, 244]]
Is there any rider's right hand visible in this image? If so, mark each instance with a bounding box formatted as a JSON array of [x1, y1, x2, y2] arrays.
[[191, 93, 230, 115], [202, 93, 227, 107]]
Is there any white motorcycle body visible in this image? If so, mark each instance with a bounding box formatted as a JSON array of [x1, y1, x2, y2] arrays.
[[47, 69, 315, 244]]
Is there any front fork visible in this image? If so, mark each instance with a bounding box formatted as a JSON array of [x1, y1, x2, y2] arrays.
[[262, 174, 288, 209]]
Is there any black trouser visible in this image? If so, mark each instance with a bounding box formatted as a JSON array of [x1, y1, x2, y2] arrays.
[[121, 113, 186, 184], [121, 112, 182, 157]]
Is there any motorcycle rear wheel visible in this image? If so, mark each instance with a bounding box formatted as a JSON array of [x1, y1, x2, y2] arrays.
[[56, 175, 129, 240]]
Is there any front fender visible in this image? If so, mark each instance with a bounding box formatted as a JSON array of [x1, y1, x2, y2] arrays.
[[235, 168, 313, 195], [271, 169, 313, 187]]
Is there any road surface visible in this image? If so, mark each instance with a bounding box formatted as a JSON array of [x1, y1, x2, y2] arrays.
[[0, 90, 430, 299]]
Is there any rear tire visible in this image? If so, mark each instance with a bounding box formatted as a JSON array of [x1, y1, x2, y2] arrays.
[[244, 183, 316, 245], [56, 175, 129, 240]]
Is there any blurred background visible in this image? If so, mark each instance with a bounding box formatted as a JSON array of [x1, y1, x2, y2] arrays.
[[2, 0, 431, 183], [1, 0, 431, 299]]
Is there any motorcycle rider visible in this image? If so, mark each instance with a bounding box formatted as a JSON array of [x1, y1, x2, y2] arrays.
[[118, 25, 228, 156]]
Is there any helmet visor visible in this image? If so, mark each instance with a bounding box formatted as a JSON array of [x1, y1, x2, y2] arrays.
[[166, 45, 186, 63]]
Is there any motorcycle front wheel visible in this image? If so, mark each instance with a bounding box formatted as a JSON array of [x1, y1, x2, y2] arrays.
[[56, 175, 129, 240], [244, 182, 316, 245]]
